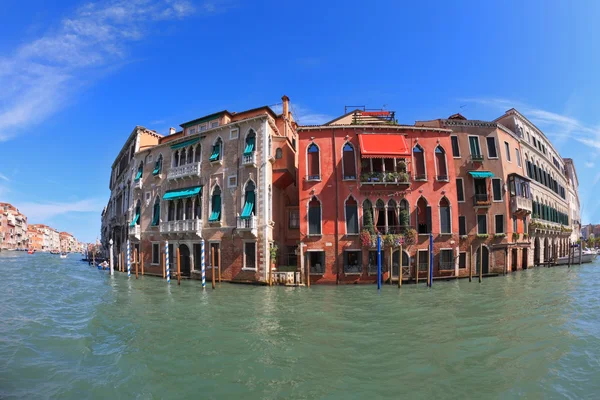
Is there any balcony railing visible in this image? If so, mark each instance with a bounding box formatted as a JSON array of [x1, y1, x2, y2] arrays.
[[344, 264, 363, 274], [368, 264, 388, 275], [470, 154, 484, 162], [309, 264, 325, 275], [242, 152, 257, 167], [436, 175, 449, 182], [237, 216, 257, 235], [160, 219, 202, 235], [360, 172, 410, 186], [510, 196, 533, 215], [439, 261, 454, 271], [167, 162, 201, 180], [473, 193, 491, 206], [133, 179, 142, 190], [129, 224, 140, 240]]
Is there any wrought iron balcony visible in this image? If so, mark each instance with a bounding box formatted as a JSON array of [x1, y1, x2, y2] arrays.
[[242, 152, 257, 167], [470, 154, 484, 162], [439, 261, 454, 271], [167, 162, 201, 180], [160, 219, 202, 236], [510, 196, 532, 215], [473, 193, 491, 207]]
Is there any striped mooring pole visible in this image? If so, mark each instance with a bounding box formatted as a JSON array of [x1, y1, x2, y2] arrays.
[[165, 241, 170, 284], [201, 239, 206, 289], [126, 239, 131, 278]]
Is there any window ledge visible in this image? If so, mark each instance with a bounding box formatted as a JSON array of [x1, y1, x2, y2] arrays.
[[306, 178, 321, 182], [342, 177, 357, 181], [439, 233, 453, 236], [150, 263, 159, 266], [307, 234, 322, 237], [309, 272, 325, 276], [210, 160, 223, 166], [345, 233, 359, 236], [241, 267, 257, 271], [418, 233, 432, 236], [344, 272, 362, 276], [208, 221, 222, 227]]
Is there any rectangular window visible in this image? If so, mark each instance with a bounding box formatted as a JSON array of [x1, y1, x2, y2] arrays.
[[368, 250, 386, 274], [244, 242, 256, 270], [451, 136, 460, 157], [477, 214, 487, 234], [513, 217, 518, 233], [210, 121, 219, 128], [308, 203, 321, 235], [199, 124, 207, 132], [344, 250, 362, 274], [523, 217, 527, 234], [495, 215, 504, 234], [168, 243, 174, 266], [440, 249, 454, 270], [152, 243, 159, 264], [227, 175, 237, 188], [504, 142, 511, 161], [486, 137, 498, 158], [188, 127, 196, 135], [459, 216, 467, 236], [456, 178, 465, 202], [469, 136, 481, 157], [288, 209, 300, 229], [230, 128, 239, 140], [492, 178, 502, 201], [459, 252, 467, 269], [516, 149, 521, 167], [308, 251, 325, 275]]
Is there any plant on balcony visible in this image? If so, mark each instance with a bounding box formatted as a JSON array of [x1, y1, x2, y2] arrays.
[[399, 210, 410, 228], [361, 160, 370, 169], [460, 235, 468, 240], [360, 173, 370, 182], [270, 243, 279, 261], [397, 161, 407, 173], [512, 232, 520, 241], [523, 233, 529, 239], [476, 234, 489, 239], [385, 172, 398, 182], [494, 233, 506, 239], [360, 230, 374, 247], [397, 172, 409, 183], [363, 207, 375, 235], [404, 228, 417, 245]]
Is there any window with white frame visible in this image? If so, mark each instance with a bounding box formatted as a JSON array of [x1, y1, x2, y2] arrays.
[[516, 148, 521, 167], [504, 141, 511, 161], [188, 127, 196, 135], [210, 121, 219, 129], [495, 215, 504, 234], [244, 241, 256, 270], [492, 178, 502, 201], [228, 175, 237, 188], [199, 124, 207, 132], [477, 214, 487, 234], [230, 128, 239, 140]]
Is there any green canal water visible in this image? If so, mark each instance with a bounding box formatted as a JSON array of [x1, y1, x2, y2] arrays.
[[1, 252, 600, 399]]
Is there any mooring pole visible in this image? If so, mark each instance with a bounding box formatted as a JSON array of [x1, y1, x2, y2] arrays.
[[479, 243, 483, 283], [579, 242, 582, 266], [140, 251, 144, 276], [469, 245, 473, 282], [218, 246, 221, 285], [377, 235, 382, 290], [135, 248, 139, 279], [162, 253, 166, 279], [568, 240, 572, 268], [211, 246, 216, 289], [429, 233, 433, 287], [109, 239, 114, 276], [415, 249, 420, 285], [201, 239, 206, 289], [176, 247, 181, 286], [398, 244, 403, 289], [165, 241, 170, 283], [126, 239, 131, 278]]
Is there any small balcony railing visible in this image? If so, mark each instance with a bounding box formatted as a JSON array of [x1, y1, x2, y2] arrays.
[[368, 264, 388, 275], [470, 154, 484, 163], [129, 224, 140, 240], [418, 262, 429, 272], [133, 179, 142, 190], [439, 261, 454, 271], [344, 264, 363, 274], [242, 152, 257, 167], [510, 196, 533, 215], [160, 219, 202, 235], [473, 193, 491, 207], [360, 172, 410, 186], [237, 216, 257, 235], [167, 162, 201, 180], [309, 264, 325, 275]]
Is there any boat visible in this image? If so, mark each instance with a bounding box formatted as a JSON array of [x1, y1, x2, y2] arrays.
[[555, 249, 597, 265], [27, 249, 35, 254], [50, 250, 60, 255], [60, 252, 68, 259]]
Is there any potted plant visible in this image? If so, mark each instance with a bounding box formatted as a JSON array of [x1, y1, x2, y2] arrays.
[[512, 232, 520, 242], [404, 228, 417, 245], [270, 243, 278, 270], [477, 234, 489, 239]]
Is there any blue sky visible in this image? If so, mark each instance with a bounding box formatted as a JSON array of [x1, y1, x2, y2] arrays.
[[1, 0, 600, 242]]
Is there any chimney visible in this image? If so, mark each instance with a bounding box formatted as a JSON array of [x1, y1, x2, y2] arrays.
[[282, 95, 290, 119], [169, 127, 176, 135]]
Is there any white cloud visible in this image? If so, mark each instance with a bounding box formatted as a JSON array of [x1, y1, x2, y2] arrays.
[[585, 161, 595, 168], [291, 105, 335, 125], [0, 0, 201, 141], [0, 173, 9, 182], [16, 199, 105, 222]]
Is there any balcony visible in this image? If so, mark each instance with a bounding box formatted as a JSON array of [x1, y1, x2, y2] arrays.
[[360, 172, 411, 187], [160, 219, 202, 236], [129, 225, 140, 240], [133, 179, 142, 190], [473, 193, 492, 207], [510, 196, 532, 215], [470, 154, 484, 163], [167, 162, 201, 180], [242, 152, 257, 167], [237, 215, 258, 236]]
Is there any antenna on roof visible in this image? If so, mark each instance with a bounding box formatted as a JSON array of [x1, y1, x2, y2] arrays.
[[460, 104, 467, 109]]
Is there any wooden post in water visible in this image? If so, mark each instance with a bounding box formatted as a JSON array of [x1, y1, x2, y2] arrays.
[[135, 248, 139, 279], [579, 241, 582, 266], [415, 250, 419, 285], [305, 247, 310, 288], [427, 249, 431, 287], [218, 247, 221, 285], [176, 247, 181, 286], [140, 252, 144, 276], [162, 253, 166, 279], [211, 247, 216, 289], [568, 240, 572, 268], [92, 250, 95, 267], [469, 245, 473, 282], [479, 243, 483, 283], [398, 245, 403, 289]]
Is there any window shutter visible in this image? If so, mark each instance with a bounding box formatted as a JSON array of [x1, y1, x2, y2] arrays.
[[426, 206, 432, 233]]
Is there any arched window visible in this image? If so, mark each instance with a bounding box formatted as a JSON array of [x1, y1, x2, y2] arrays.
[[307, 143, 320, 180], [151, 197, 160, 226], [435, 146, 447, 181], [185, 198, 193, 220], [132, 200, 141, 226], [362, 199, 374, 231], [180, 148, 187, 165], [308, 197, 321, 235], [345, 196, 359, 234], [388, 199, 398, 232], [417, 197, 431, 234], [375, 199, 386, 233], [209, 185, 222, 222], [241, 180, 256, 219], [194, 145, 201, 163], [168, 201, 175, 221], [194, 192, 202, 219], [439, 197, 451, 234], [413, 144, 426, 180], [172, 150, 179, 167], [176, 199, 184, 220], [275, 148, 283, 159], [153, 154, 163, 176], [399, 199, 409, 227], [186, 147, 193, 164], [210, 138, 223, 162], [135, 161, 143, 181], [342, 143, 356, 180], [243, 130, 256, 156]]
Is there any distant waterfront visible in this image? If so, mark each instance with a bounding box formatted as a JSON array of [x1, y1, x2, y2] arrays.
[[2, 252, 600, 399]]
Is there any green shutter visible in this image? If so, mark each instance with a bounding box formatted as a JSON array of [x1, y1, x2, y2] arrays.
[[243, 137, 255, 156], [130, 211, 140, 227], [152, 159, 161, 175], [469, 137, 480, 156], [134, 168, 142, 181], [209, 145, 220, 161], [209, 195, 221, 221], [151, 203, 160, 226], [240, 191, 255, 219], [163, 186, 202, 201]]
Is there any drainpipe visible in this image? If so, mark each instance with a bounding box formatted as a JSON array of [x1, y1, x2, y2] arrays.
[[333, 129, 340, 284], [262, 117, 270, 282]]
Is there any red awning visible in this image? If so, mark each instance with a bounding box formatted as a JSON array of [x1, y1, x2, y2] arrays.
[[358, 134, 410, 159]]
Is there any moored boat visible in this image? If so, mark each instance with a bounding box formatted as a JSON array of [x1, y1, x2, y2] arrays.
[[555, 249, 597, 265], [27, 249, 35, 254]]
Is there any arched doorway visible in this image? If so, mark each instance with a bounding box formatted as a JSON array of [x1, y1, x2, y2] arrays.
[[475, 246, 489, 274], [544, 238, 550, 263], [534, 237, 540, 266], [178, 244, 191, 276], [391, 249, 410, 279]]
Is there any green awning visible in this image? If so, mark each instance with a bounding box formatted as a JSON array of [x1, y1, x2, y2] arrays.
[[209, 195, 221, 221], [240, 191, 255, 219], [469, 171, 494, 178], [134, 169, 142, 181], [163, 186, 202, 201], [130, 212, 140, 227], [152, 160, 161, 175], [209, 145, 220, 161], [170, 138, 200, 150], [243, 137, 255, 156]]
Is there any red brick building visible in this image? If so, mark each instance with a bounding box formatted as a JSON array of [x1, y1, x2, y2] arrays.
[[297, 110, 460, 284]]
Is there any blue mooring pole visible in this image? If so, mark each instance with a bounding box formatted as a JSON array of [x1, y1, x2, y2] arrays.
[[377, 235, 382, 290], [429, 233, 433, 287]]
